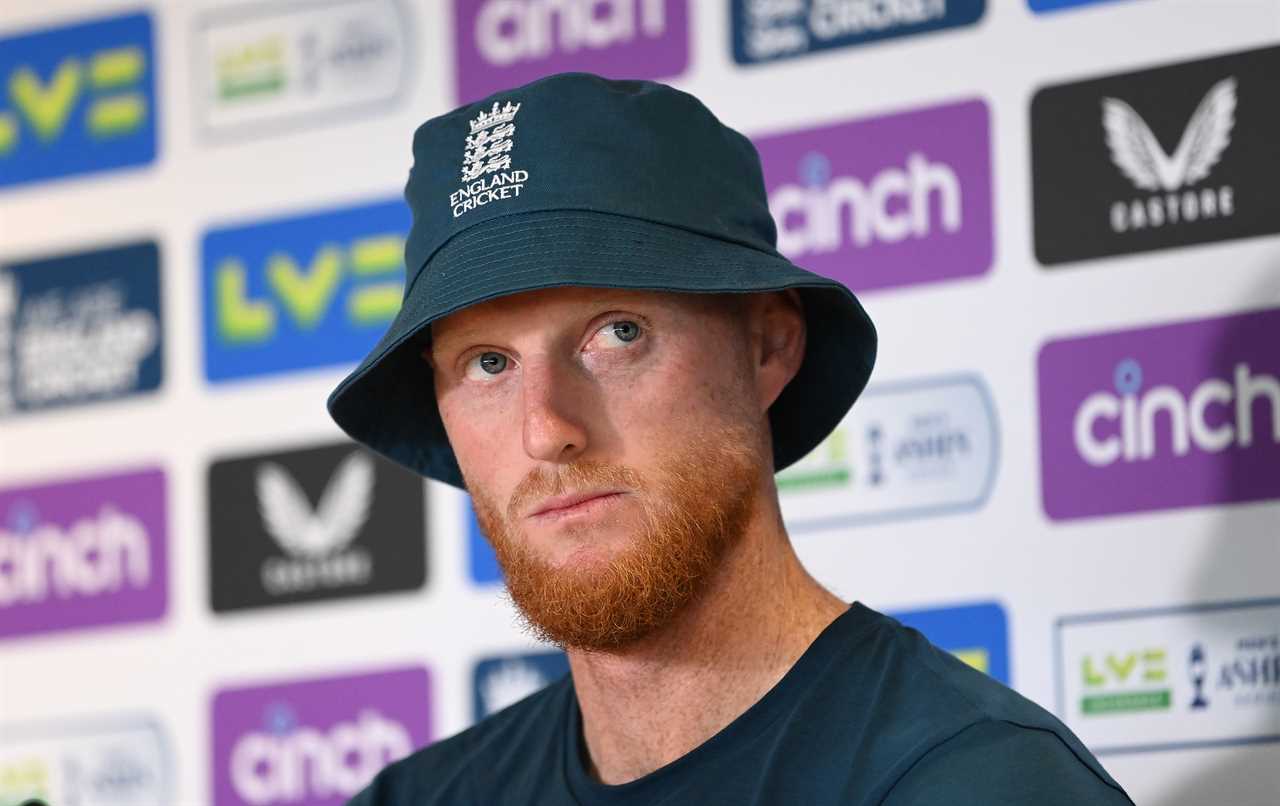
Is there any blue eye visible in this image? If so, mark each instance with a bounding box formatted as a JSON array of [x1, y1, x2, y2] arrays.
[[611, 321, 640, 342], [478, 352, 507, 373], [466, 351, 508, 380]]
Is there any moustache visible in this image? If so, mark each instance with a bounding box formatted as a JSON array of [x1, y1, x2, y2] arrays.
[[507, 460, 646, 522]]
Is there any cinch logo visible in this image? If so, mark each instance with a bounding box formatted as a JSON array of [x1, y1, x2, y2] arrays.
[[208, 442, 426, 613], [756, 99, 993, 294], [1057, 599, 1280, 755], [1031, 44, 1280, 265], [890, 601, 1010, 685], [193, 0, 409, 140], [1038, 307, 1280, 520], [1071, 359, 1276, 467], [779, 374, 998, 530], [0, 241, 162, 417], [201, 198, 409, 382], [770, 152, 961, 256], [1080, 648, 1171, 715], [730, 0, 984, 65], [0, 468, 167, 641], [0, 717, 169, 805], [230, 709, 409, 804], [472, 651, 570, 721], [453, 0, 690, 102], [0, 11, 156, 189], [212, 667, 430, 806], [0, 506, 149, 607]]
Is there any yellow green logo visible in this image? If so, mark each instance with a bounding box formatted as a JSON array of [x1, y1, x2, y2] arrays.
[[1081, 647, 1171, 715], [0, 12, 155, 188], [777, 427, 853, 491]]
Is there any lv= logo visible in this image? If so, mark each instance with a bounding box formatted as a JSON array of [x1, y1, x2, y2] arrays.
[[1083, 649, 1167, 687], [0, 45, 148, 155], [215, 234, 404, 343]]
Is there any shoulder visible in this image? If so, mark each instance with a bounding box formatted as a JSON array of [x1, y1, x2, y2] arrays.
[[880, 720, 1135, 805], [345, 673, 571, 806], [824, 605, 1132, 803]]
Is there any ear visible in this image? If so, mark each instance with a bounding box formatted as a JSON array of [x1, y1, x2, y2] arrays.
[[419, 330, 436, 369], [751, 290, 807, 413]]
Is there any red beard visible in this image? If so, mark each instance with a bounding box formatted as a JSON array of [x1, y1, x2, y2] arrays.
[[471, 429, 760, 651]]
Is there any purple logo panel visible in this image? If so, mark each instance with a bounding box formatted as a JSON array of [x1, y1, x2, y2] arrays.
[[452, 0, 690, 103], [1038, 308, 1280, 520], [212, 666, 431, 806], [0, 467, 167, 640], [755, 98, 994, 294]]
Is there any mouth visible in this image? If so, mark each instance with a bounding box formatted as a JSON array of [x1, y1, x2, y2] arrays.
[[527, 490, 626, 522]]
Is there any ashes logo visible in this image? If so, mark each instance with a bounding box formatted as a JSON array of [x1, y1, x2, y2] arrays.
[[449, 100, 530, 218]]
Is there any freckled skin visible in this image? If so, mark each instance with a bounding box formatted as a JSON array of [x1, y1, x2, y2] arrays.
[[431, 287, 766, 570], [429, 285, 850, 785]]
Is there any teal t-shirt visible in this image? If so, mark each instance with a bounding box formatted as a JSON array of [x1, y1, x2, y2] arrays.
[[349, 603, 1134, 805]]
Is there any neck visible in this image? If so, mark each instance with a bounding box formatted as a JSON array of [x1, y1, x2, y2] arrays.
[[565, 491, 847, 785]]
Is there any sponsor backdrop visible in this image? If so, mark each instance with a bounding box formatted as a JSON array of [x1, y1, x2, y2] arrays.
[[0, 1, 1277, 804]]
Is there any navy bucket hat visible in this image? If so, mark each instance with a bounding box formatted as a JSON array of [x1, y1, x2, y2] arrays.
[[327, 72, 877, 489]]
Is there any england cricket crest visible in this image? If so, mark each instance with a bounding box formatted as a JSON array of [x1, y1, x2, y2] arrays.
[[449, 100, 530, 218]]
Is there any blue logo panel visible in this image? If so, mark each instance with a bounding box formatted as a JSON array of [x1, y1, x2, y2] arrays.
[[201, 198, 411, 382], [1029, 0, 1136, 10], [0, 12, 156, 190], [0, 241, 162, 416], [731, 0, 984, 65], [891, 601, 1010, 685], [467, 500, 503, 584], [473, 650, 570, 721]]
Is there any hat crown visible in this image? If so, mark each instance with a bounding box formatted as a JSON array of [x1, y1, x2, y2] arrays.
[[327, 72, 876, 488], [401, 73, 780, 292]]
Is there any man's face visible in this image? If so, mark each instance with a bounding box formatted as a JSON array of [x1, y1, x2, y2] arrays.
[[430, 287, 794, 650]]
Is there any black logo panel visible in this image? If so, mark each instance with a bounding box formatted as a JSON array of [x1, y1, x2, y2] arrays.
[[1032, 44, 1280, 265], [209, 441, 426, 612]]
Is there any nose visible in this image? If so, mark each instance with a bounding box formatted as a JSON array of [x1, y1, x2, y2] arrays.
[[520, 354, 590, 465]]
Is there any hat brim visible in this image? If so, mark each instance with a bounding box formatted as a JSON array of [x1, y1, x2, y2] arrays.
[[327, 209, 877, 489]]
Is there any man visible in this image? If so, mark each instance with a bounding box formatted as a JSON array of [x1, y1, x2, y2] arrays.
[[328, 73, 1134, 804]]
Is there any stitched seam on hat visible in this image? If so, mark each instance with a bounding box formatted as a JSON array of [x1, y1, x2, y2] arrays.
[[433, 255, 791, 297], [431, 221, 782, 279], [435, 212, 766, 251], [410, 206, 780, 285]]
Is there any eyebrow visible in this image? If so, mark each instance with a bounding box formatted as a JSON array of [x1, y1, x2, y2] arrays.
[[425, 327, 472, 363], [426, 295, 658, 363]]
